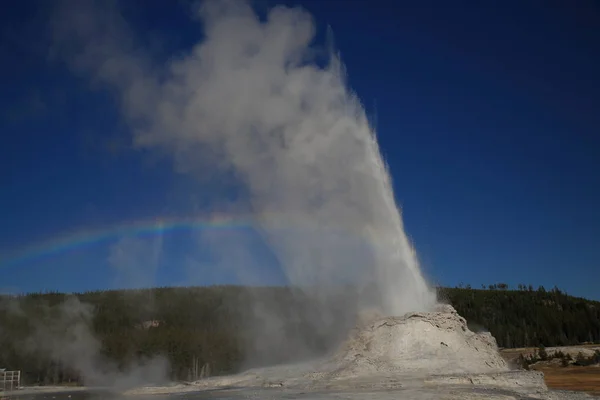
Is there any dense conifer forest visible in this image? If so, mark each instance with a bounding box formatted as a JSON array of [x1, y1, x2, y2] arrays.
[[0, 284, 598, 386]]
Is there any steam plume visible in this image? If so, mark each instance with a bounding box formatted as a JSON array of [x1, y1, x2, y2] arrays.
[[8, 296, 168, 388], [51, 0, 436, 364]]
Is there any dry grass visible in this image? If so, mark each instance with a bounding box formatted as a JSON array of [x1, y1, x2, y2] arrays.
[[500, 345, 600, 396], [536, 365, 600, 396]]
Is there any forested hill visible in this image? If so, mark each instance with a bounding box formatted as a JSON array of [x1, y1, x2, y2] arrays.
[[440, 286, 600, 348], [0, 285, 598, 385]]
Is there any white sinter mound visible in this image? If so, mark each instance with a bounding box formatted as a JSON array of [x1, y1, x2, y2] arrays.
[[326, 304, 509, 379]]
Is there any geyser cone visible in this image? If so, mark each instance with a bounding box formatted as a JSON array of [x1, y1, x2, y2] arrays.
[[329, 304, 509, 378]]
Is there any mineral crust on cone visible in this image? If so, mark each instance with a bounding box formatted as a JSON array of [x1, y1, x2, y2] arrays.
[[326, 303, 509, 378]]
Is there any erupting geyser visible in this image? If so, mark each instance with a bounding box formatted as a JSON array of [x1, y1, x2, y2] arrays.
[[55, 0, 436, 317], [59, 1, 588, 397]]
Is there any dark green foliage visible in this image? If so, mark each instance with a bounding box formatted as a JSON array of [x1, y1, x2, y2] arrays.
[[513, 347, 599, 370], [0, 285, 599, 385], [440, 287, 600, 348], [0, 285, 353, 385], [573, 350, 600, 367], [0, 286, 246, 385], [517, 354, 530, 370]]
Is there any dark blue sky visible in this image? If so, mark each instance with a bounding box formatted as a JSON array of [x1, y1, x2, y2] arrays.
[[1, 0, 599, 299]]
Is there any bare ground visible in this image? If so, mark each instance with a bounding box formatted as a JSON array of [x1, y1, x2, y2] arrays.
[[501, 345, 600, 396], [538, 366, 600, 396]]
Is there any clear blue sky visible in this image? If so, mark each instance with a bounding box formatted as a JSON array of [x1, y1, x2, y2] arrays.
[[1, 0, 599, 299]]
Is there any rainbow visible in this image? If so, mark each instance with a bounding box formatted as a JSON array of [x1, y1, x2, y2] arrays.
[[0, 214, 256, 270], [0, 213, 358, 270]]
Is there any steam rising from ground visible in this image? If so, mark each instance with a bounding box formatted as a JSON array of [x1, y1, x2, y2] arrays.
[[50, 0, 436, 367], [1, 296, 168, 388]]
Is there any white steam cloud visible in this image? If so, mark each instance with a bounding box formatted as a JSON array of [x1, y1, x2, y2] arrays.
[[51, 0, 436, 363], [12, 296, 168, 388]]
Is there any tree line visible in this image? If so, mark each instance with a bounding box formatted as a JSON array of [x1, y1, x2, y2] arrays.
[[517, 346, 600, 369], [0, 285, 598, 386], [440, 286, 600, 349]]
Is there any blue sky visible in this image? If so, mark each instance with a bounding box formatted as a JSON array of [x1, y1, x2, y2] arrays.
[[1, 0, 599, 300]]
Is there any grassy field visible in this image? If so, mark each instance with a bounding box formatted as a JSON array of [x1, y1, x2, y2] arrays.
[[500, 345, 600, 396], [536, 365, 600, 396]]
